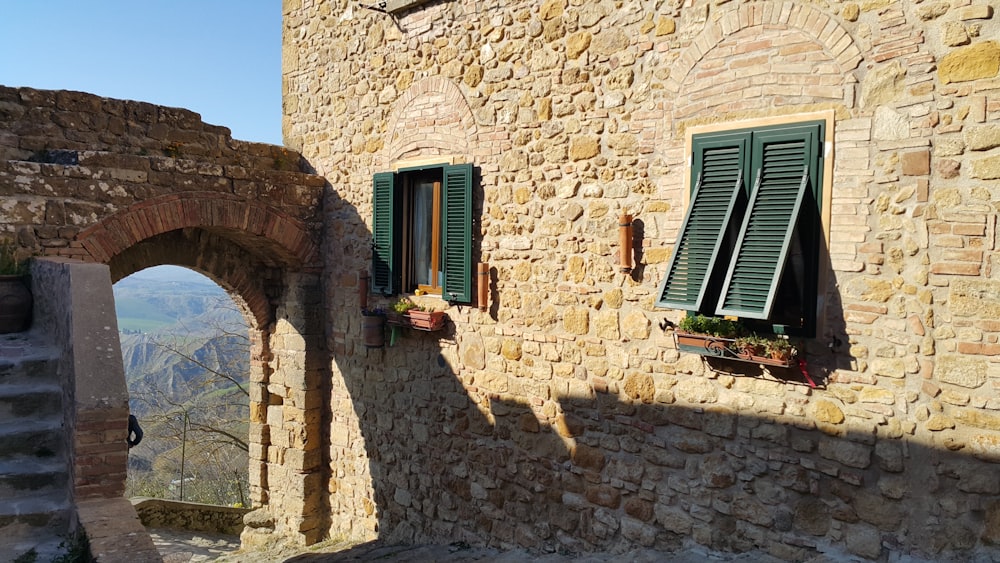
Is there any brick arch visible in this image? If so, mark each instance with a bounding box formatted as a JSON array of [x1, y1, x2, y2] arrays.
[[672, 25, 847, 121], [665, 2, 863, 96], [76, 192, 321, 328], [106, 229, 281, 331], [383, 76, 477, 165], [77, 192, 319, 266]]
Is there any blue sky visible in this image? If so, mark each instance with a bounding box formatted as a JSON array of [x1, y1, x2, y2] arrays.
[[0, 1, 282, 145]]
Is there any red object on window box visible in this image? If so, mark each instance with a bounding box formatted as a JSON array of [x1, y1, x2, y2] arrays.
[[406, 310, 445, 331]]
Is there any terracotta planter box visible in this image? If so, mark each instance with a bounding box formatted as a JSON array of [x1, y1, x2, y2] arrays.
[[674, 331, 797, 369], [405, 310, 445, 331]]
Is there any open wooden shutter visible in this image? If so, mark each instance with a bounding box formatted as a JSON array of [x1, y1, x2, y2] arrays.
[[442, 163, 473, 302], [655, 135, 748, 310], [715, 126, 818, 319], [371, 171, 397, 294]]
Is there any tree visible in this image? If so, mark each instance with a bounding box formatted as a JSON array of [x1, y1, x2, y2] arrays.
[[124, 295, 251, 506]]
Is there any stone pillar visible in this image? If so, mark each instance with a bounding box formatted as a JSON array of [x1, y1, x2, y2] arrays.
[[246, 272, 329, 546], [30, 258, 130, 500]]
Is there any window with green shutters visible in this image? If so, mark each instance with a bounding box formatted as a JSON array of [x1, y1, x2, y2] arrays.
[[370, 163, 474, 303], [656, 120, 824, 337]]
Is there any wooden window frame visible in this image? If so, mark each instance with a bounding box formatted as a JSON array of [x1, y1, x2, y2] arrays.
[[401, 171, 443, 295]]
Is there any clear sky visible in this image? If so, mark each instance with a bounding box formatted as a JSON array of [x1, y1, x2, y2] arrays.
[[0, 1, 282, 145]]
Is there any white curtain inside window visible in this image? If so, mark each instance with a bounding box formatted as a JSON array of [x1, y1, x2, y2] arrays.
[[412, 180, 434, 286]]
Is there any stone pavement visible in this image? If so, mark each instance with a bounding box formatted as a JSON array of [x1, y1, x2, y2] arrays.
[[163, 533, 848, 563], [148, 527, 242, 562]]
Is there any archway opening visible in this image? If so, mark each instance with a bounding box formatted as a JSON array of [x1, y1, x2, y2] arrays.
[[115, 264, 251, 507]]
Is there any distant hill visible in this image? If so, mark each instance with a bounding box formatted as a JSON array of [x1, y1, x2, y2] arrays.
[[113, 266, 249, 415], [116, 266, 250, 505], [114, 266, 240, 333]]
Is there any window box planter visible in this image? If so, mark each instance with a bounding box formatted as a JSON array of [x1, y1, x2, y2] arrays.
[[673, 330, 797, 369], [405, 310, 446, 331]]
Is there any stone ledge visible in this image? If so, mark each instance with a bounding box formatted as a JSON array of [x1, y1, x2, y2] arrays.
[[77, 497, 161, 563], [132, 497, 250, 536]]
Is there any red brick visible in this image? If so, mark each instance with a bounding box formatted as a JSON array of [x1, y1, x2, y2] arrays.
[[901, 149, 930, 176], [930, 263, 981, 275], [958, 342, 983, 354], [954, 223, 987, 236]]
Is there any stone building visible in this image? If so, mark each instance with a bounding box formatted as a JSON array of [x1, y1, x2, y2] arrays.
[[2, 0, 1000, 561], [280, 0, 1000, 560]]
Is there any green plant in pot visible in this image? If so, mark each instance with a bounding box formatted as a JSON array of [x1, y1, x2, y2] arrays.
[[765, 337, 794, 362], [0, 239, 33, 334], [734, 334, 768, 358], [678, 314, 740, 338]]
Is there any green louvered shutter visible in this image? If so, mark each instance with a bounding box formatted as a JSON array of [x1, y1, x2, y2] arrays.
[[715, 126, 819, 319], [371, 172, 397, 294], [655, 135, 749, 310], [442, 163, 473, 303]]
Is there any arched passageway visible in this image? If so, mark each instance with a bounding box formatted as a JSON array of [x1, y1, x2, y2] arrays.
[[0, 85, 332, 546]]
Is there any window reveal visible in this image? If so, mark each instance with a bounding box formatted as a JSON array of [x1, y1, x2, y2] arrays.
[[656, 120, 825, 337]]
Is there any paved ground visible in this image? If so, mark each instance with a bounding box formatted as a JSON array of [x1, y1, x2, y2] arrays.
[[149, 527, 243, 562], [149, 529, 810, 563]]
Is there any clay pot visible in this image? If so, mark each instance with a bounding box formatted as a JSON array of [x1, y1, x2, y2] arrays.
[[361, 314, 385, 348]]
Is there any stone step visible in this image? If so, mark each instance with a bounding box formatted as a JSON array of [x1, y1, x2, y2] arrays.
[[0, 383, 62, 424], [0, 419, 65, 460], [0, 491, 73, 559], [0, 355, 61, 387], [4, 536, 74, 563], [0, 457, 69, 497]]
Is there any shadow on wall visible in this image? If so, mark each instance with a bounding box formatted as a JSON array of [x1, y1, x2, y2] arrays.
[[331, 329, 1000, 561], [311, 155, 997, 562]]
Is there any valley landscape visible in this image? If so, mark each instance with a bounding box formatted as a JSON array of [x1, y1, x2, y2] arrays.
[[115, 266, 250, 507]]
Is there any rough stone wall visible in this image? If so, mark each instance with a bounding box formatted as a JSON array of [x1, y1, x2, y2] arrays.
[[131, 497, 250, 535], [284, 0, 1000, 560], [0, 86, 328, 544]]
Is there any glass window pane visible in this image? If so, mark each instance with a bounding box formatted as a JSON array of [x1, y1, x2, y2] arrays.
[[412, 180, 434, 286]]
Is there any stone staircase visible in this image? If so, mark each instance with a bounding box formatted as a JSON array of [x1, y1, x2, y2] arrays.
[[0, 335, 74, 562]]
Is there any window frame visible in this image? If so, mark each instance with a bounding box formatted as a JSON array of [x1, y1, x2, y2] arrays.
[[371, 160, 473, 303], [402, 170, 443, 294], [657, 111, 834, 338]]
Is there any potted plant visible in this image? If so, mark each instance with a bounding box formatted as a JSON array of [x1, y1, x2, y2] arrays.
[[0, 239, 32, 334], [765, 337, 795, 363], [406, 305, 446, 331], [734, 334, 767, 359], [388, 297, 417, 327], [360, 306, 386, 348], [674, 314, 741, 357]]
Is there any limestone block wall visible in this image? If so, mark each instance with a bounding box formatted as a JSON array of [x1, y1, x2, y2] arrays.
[[286, 0, 1000, 559]]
